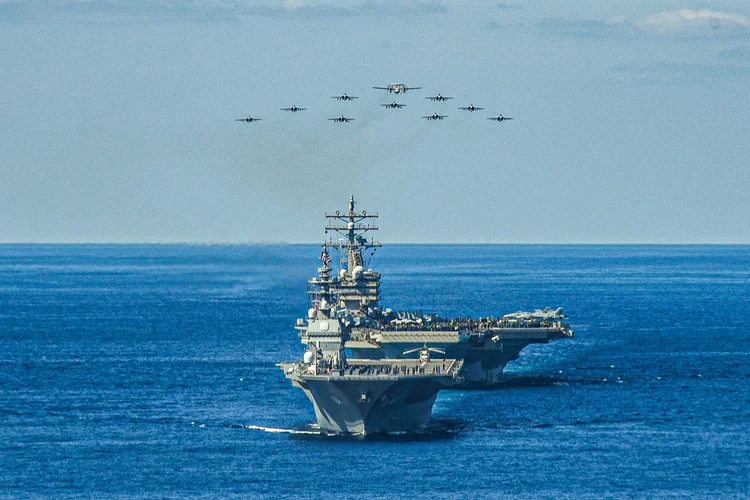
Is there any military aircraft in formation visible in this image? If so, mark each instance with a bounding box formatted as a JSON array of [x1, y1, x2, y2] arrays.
[[373, 83, 421, 94], [329, 115, 354, 122], [426, 94, 452, 101], [238, 84, 514, 124]]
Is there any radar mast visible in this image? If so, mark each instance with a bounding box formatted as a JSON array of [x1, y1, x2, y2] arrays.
[[324, 195, 381, 275]]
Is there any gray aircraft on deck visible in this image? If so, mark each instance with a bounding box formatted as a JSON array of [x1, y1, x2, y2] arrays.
[[423, 113, 447, 120], [332, 93, 358, 101], [235, 116, 261, 123]]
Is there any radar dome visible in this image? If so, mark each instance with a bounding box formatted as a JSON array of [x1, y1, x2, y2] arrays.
[[352, 265, 364, 280], [347, 222, 354, 230], [303, 351, 314, 364], [308, 308, 315, 319], [339, 269, 346, 278]]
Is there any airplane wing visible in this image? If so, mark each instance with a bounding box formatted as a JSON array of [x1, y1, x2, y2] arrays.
[[372, 86, 388, 90], [458, 107, 469, 110], [345, 118, 354, 121], [505, 117, 513, 120], [299, 108, 307, 110], [476, 107, 484, 111], [444, 97, 453, 100], [235, 119, 246, 121], [404, 86, 422, 90], [281, 107, 291, 111], [426, 97, 437, 101]]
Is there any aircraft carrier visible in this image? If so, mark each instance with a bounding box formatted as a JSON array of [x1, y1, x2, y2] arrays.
[[278, 254, 463, 434], [304, 195, 572, 384], [279, 195, 572, 433]]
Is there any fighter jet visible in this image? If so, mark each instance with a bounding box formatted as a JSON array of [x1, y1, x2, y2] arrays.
[[426, 94, 453, 102], [235, 116, 261, 123], [331, 93, 358, 101], [422, 113, 447, 120], [281, 105, 307, 112], [458, 104, 484, 112], [380, 101, 407, 109], [329, 115, 354, 122], [372, 83, 421, 94], [487, 114, 513, 122]]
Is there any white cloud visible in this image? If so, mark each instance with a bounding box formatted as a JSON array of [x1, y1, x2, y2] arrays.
[[637, 9, 750, 33], [540, 8, 750, 39], [0, 0, 447, 22]]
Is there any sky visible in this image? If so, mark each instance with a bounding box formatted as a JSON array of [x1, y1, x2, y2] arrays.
[[1, 0, 749, 243]]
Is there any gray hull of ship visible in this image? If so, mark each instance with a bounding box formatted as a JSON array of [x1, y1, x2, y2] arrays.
[[289, 375, 450, 434]]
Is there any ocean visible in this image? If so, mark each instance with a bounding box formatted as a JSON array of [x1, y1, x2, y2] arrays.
[[1, 244, 748, 498]]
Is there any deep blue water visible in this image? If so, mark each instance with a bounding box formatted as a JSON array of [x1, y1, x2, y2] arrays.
[[1, 244, 748, 498]]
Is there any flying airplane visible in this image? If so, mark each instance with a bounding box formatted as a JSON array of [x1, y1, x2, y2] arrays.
[[331, 93, 358, 101], [372, 83, 421, 94], [380, 101, 407, 109], [235, 116, 261, 122], [458, 104, 484, 112], [426, 94, 453, 101], [329, 115, 354, 122], [281, 105, 307, 112], [487, 114, 513, 122], [422, 113, 447, 120]]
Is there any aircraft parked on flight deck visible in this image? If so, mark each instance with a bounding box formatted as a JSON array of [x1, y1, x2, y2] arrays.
[[426, 94, 453, 101], [381, 101, 407, 109], [281, 105, 307, 112], [331, 94, 358, 101], [422, 113, 447, 120], [235, 116, 261, 122]]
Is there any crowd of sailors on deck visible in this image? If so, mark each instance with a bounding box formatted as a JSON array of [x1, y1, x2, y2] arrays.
[[380, 316, 557, 332]]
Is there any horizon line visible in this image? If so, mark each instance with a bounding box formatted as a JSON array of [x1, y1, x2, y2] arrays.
[[1, 241, 749, 246]]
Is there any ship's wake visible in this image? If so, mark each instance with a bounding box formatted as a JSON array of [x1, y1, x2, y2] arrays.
[[239, 419, 465, 441], [241, 424, 321, 435]]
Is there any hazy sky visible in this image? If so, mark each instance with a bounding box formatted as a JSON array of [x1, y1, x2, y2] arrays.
[[2, 1, 749, 243]]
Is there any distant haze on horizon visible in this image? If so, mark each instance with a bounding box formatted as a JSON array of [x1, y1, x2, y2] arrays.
[[2, 1, 749, 244]]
